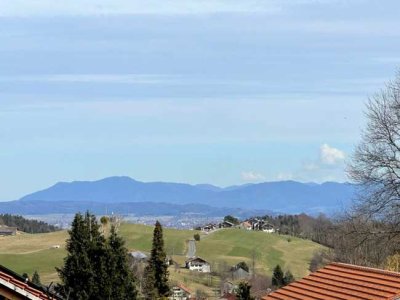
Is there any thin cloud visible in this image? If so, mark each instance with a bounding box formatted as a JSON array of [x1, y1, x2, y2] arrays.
[[0, 0, 282, 17], [241, 171, 266, 182], [320, 143, 345, 165], [0, 74, 178, 84]]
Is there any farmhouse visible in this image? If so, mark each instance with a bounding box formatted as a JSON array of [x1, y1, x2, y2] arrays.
[[0, 226, 17, 236], [239, 221, 252, 230], [185, 257, 211, 273], [201, 223, 217, 232], [263, 262, 400, 299], [170, 284, 193, 300], [0, 264, 61, 300]]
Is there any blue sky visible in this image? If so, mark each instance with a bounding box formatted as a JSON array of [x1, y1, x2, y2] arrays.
[[0, 0, 399, 200]]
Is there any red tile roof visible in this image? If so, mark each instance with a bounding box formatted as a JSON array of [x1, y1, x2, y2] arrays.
[[0, 265, 61, 299], [178, 283, 192, 294], [263, 262, 400, 300]]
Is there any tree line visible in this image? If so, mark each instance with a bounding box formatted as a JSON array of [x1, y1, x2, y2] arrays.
[[0, 214, 59, 233]]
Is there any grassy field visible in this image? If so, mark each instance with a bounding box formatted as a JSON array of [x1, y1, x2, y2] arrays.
[[0, 223, 323, 293]]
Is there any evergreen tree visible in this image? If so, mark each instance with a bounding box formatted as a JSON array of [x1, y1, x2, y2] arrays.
[[57, 212, 110, 300], [142, 264, 157, 300], [272, 265, 285, 288], [32, 271, 41, 286], [105, 225, 137, 300], [235, 281, 254, 300], [146, 221, 169, 297], [283, 270, 295, 286]]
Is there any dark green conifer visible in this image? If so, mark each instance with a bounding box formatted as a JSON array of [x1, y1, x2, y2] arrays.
[[32, 271, 41, 286], [235, 281, 254, 300], [272, 264, 285, 288], [283, 270, 295, 286], [142, 264, 157, 300], [105, 225, 137, 300], [57, 212, 107, 300], [147, 220, 169, 297]]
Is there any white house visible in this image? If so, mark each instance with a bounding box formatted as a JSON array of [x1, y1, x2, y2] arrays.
[[185, 257, 211, 273]]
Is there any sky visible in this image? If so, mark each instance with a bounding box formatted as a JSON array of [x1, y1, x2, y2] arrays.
[[0, 0, 399, 200]]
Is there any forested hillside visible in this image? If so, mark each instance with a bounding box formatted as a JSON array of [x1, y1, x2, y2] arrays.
[[0, 214, 59, 233]]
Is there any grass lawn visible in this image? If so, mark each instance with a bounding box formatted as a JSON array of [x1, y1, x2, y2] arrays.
[[0, 223, 323, 291]]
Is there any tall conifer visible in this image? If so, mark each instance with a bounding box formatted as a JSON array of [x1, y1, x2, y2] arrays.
[[146, 220, 169, 297], [105, 225, 137, 300]]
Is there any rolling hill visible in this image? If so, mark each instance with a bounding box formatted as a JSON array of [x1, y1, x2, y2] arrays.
[[0, 223, 323, 292]]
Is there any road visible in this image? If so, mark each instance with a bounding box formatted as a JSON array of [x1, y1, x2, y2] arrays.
[[186, 239, 196, 258]]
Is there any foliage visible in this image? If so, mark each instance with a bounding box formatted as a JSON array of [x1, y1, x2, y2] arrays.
[[32, 270, 41, 285], [271, 265, 284, 288], [0, 214, 59, 233], [142, 264, 157, 300], [386, 253, 400, 272], [272, 265, 294, 288], [309, 250, 329, 272], [145, 221, 169, 298], [235, 281, 254, 300], [105, 225, 138, 299], [100, 216, 109, 225], [193, 233, 200, 241], [283, 271, 294, 285], [56, 212, 137, 300], [224, 215, 240, 225]]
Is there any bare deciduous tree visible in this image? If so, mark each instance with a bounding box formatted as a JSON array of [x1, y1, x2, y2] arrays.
[[349, 73, 400, 221], [344, 72, 400, 266]]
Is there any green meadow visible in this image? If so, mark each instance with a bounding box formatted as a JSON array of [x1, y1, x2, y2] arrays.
[[0, 223, 323, 291]]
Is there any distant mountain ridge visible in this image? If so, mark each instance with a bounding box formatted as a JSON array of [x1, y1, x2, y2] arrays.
[[13, 176, 357, 214]]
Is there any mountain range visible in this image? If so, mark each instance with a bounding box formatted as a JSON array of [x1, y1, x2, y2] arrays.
[[0, 176, 357, 216]]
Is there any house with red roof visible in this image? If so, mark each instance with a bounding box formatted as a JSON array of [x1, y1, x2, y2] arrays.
[[263, 262, 400, 300], [170, 283, 194, 300]]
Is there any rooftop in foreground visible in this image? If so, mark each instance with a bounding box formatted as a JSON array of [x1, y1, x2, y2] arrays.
[[263, 262, 400, 300]]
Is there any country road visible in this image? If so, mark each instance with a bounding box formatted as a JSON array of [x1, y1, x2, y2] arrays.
[[186, 239, 196, 258]]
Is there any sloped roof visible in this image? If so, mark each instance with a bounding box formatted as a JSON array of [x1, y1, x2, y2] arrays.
[[130, 251, 148, 259], [177, 283, 192, 294], [0, 264, 62, 299], [186, 257, 209, 264], [263, 262, 400, 300]]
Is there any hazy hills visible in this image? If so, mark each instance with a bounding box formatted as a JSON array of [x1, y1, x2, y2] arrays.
[[0, 176, 357, 216]]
